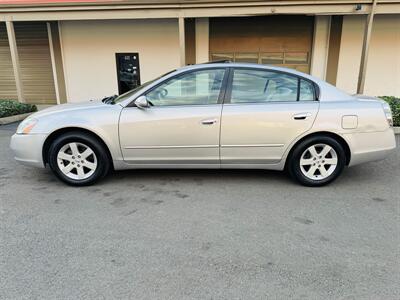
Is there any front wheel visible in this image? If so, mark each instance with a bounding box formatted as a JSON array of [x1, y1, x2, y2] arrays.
[[48, 132, 110, 186], [287, 136, 346, 187]]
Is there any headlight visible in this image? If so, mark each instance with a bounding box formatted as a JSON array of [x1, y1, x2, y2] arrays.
[[16, 118, 38, 134], [381, 102, 393, 127]]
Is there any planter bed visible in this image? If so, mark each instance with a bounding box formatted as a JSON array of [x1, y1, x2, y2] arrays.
[[0, 112, 33, 125], [0, 100, 37, 125]]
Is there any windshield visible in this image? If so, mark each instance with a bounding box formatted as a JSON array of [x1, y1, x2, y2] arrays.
[[112, 70, 176, 104]]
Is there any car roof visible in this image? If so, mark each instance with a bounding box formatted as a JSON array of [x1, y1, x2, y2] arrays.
[[178, 62, 311, 78]]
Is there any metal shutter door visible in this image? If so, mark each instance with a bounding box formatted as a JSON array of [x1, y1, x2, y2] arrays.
[[0, 23, 18, 100], [209, 16, 314, 73], [15, 22, 56, 104]]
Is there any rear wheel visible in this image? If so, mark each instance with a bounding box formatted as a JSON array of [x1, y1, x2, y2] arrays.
[[48, 132, 110, 186], [288, 136, 346, 187]]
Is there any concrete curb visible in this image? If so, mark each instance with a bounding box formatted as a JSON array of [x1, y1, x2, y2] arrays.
[[0, 112, 32, 125], [394, 127, 400, 135]]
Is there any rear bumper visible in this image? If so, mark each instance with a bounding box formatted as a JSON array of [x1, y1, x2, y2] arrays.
[[344, 128, 396, 167], [10, 133, 47, 168]]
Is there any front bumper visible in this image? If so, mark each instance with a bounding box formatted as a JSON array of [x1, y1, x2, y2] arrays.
[[10, 133, 48, 168], [344, 128, 397, 167]]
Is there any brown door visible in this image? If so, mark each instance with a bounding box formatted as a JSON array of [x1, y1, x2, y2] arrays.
[[209, 16, 314, 73]]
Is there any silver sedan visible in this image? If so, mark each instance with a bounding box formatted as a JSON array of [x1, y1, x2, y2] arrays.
[[10, 63, 396, 186]]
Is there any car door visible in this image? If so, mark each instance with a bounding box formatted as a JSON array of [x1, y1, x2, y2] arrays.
[[220, 68, 319, 165], [119, 68, 227, 166]]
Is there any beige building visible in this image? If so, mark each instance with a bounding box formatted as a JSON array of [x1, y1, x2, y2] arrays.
[[0, 0, 399, 105]]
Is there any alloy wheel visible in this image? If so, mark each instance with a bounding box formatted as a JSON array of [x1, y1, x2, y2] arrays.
[[56, 142, 98, 180], [299, 143, 338, 181]]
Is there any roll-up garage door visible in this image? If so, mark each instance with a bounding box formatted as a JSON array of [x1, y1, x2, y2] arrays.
[[210, 16, 314, 73], [0, 23, 18, 100], [14, 22, 56, 104]]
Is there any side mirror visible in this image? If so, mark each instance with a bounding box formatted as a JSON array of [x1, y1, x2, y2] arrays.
[[134, 96, 150, 109]]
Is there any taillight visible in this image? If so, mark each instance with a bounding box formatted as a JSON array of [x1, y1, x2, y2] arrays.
[[381, 102, 393, 127]]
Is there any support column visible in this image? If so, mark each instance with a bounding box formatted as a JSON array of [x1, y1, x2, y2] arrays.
[[178, 17, 186, 67], [195, 18, 209, 64], [47, 22, 61, 104], [5, 21, 24, 103], [46, 21, 67, 104], [310, 16, 331, 80], [357, 0, 378, 94], [326, 16, 344, 86]]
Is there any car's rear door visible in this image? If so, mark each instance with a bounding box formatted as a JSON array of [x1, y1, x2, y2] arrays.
[[220, 67, 319, 165], [119, 68, 227, 166]]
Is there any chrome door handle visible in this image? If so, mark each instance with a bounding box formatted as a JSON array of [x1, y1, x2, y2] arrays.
[[201, 118, 218, 125], [293, 112, 312, 120]]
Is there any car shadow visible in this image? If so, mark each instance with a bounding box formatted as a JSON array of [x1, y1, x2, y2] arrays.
[[103, 168, 293, 185]]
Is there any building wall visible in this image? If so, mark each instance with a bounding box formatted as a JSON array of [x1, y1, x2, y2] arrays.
[[310, 15, 330, 80], [59, 19, 181, 102], [325, 16, 343, 86], [335, 15, 364, 94], [195, 18, 209, 64], [364, 14, 400, 97], [40, 15, 400, 102], [335, 15, 400, 96]]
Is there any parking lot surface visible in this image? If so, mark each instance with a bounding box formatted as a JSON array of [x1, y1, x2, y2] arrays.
[[1, 122, 399, 299]]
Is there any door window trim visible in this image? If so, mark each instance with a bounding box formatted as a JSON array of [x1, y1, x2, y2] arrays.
[[127, 67, 230, 108], [223, 67, 320, 104]]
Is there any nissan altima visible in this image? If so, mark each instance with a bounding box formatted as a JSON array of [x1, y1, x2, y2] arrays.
[[10, 62, 396, 186]]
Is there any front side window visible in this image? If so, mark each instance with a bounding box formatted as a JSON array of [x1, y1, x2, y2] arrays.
[[146, 69, 226, 106], [113, 70, 176, 104], [230, 69, 316, 104]]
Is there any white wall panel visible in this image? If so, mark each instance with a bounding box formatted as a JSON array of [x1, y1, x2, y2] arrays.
[[60, 19, 180, 102]]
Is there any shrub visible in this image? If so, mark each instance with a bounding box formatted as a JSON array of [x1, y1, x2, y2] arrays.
[[0, 100, 37, 118], [379, 96, 400, 127]]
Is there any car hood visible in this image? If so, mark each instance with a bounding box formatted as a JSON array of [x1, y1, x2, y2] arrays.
[[30, 100, 118, 119]]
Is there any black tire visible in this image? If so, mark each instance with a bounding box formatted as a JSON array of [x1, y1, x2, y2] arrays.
[[287, 135, 346, 187], [47, 131, 110, 186]]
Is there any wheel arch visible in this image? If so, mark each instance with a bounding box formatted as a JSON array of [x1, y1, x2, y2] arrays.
[[42, 127, 114, 170], [284, 131, 351, 169]]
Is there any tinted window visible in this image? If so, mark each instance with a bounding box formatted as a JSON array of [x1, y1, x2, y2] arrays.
[[230, 69, 315, 103], [146, 69, 225, 106]]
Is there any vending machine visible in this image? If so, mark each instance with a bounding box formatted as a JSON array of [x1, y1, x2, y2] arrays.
[[115, 53, 141, 95]]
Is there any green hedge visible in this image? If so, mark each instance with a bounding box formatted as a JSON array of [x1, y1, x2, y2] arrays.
[[0, 100, 37, 118], [379, 96, 400, 127]]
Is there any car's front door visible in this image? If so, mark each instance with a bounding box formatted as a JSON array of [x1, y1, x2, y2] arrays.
[[220, 68, 319, 165], [119, 68, 227, 166]]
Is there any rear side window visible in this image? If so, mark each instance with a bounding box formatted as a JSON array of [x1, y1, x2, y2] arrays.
[[229, 68, 316, 104], [299, 79, 315, 101]]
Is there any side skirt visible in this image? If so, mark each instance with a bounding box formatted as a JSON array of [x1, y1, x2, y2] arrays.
[[113, 160, 285, 171]]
